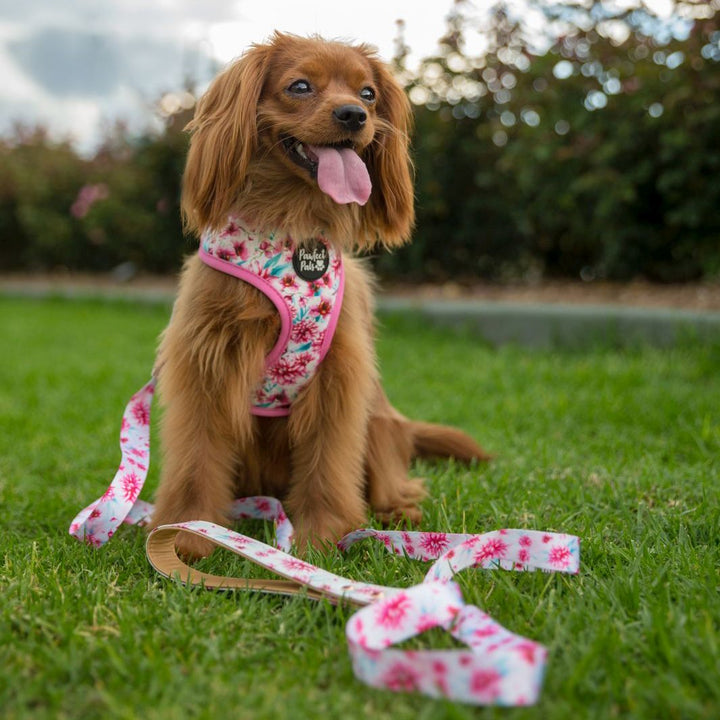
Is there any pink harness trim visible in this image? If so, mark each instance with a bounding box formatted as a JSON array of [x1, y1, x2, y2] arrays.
[[199, 218, 344, 416]]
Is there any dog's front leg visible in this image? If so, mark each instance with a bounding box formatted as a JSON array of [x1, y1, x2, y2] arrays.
[[284, 326, 374, 551], [150, 264, 274, 559]]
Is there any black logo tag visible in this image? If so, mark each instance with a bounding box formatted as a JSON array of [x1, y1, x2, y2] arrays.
[[292, 242, 330, 281]]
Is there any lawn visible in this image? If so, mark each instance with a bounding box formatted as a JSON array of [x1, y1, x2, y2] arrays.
[[1, 295, 719, 720]]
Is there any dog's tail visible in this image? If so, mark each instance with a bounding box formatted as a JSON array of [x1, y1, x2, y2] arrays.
[[407, 420, 493, 463]]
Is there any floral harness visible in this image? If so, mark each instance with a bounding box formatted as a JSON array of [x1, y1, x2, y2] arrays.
[[199, 218, 344, 416]]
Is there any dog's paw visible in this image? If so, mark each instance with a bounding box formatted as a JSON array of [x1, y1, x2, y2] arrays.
[[174, 530, 217, 561], [375, 505, 423, 526]]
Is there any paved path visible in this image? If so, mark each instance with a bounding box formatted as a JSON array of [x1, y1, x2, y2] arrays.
[[2, 275, 719, 349]]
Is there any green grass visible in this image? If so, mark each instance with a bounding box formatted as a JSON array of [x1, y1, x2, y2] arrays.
[[1, 295, 719, 720]]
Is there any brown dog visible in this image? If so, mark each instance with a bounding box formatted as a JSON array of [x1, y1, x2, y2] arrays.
[[150, 33, 489, 558]]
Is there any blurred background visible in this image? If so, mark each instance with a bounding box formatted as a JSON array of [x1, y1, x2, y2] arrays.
[[0, 0, 718, 286]]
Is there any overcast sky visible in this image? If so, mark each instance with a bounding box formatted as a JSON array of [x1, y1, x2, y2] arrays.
[[0, 0, 463, 152]]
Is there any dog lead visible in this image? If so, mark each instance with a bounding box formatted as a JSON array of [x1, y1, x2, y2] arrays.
[[69, 378, 580, 706]]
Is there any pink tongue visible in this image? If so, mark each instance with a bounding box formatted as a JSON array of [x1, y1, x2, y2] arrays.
[[309, 145, 372, 205]]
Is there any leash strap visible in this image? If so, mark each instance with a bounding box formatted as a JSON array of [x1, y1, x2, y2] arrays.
[[145, 518, 578, 706], [69, 380, 580, 705], [69, 378, 156, 545]]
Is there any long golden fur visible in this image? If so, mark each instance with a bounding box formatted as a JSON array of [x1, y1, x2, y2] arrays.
[[150, 33, 490, 558]]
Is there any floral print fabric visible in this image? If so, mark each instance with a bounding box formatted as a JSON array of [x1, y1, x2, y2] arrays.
[[199, 218, 344, 416]]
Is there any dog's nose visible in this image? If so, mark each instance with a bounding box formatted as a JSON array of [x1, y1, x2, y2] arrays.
[[333, 104, 367, 132]]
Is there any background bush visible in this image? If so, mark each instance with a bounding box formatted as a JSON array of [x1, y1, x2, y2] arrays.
[[1, 2, 718, 283]]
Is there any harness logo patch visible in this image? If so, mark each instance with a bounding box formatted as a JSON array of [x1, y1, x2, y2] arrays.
[[293, 242, 330, 281]]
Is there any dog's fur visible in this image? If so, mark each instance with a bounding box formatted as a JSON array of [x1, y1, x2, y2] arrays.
[[150, 33, 490, 558]]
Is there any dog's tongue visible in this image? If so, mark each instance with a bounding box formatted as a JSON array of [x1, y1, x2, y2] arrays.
[[309, 145, 372, 206]]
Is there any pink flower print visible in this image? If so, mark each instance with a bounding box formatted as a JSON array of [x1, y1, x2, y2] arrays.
[[415, 614, 438, 634], [384, 662, 421, 692], [519, 534, 532, 547], [101, 486, 115, 501], [232, 240, 248, 260], [375, 592, 412, 630], [280, 273, 298, 292], [258, 240, 274, 256], [282, 557, 314, 574], [254, 497, 272, 514], [121, 472, 141, 502], [216, 247, 233, 261], [518, 548, 530, 563], [542, 534, 552, 543], [295, 352, 314, 370], [220, 220, 240, 237], [268, 357, 305, 385], [470, 669, 502, 701], [291, 318, 319, 344], [131, 399, 150, 426], [314, 299, 332, 317], [419, 532, 450, 557], [304, 280, 322, 297], [514, 641, 539, 664], [475, 537, 508, 564], [548, 544, 572, 569]]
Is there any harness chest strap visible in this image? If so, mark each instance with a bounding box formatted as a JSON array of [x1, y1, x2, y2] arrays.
[[69, 378, 580, 706]]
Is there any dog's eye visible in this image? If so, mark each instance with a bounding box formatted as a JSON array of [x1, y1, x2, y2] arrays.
[[287, 79, 313, 96], [359, 86, 376, 103]]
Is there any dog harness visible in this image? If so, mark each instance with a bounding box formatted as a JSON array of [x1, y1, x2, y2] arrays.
[[199, 217, 344, 416]]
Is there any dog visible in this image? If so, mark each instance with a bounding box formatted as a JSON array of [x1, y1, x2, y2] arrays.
[[149, 32, 490, 559]]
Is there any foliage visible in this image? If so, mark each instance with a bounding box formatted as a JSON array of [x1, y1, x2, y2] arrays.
[[0, 115, 190, 275], [377, 1, 720, 282], [1, 297, 720, 718], [0, 2, 719, 282]]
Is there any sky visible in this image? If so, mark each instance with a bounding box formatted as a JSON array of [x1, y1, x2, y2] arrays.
[[0, 0, 463, 152]]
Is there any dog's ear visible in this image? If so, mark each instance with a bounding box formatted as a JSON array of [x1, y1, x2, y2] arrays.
[[360, 56, 415, 249], [181, 44, 272, 234]]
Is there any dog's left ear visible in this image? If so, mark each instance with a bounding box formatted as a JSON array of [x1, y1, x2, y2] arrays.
[[360, 56, 415, 249], [181, 43, 272, 234]]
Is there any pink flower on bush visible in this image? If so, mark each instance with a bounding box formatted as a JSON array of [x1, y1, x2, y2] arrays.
[[71, 183, 109, 219]]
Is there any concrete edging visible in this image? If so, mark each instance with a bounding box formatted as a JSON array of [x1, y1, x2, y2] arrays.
[[2, 280, 720, 349], [378, 297, 720, 348]]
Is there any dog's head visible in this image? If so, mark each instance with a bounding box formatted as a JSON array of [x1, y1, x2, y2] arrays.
[[182, 33, 414, 249]]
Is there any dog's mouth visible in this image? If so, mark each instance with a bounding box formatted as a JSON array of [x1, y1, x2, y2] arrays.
[[281, 136, 372, 206]]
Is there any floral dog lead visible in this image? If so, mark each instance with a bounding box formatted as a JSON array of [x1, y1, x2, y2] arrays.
[[70, 379, 580, 706]]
